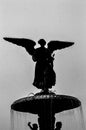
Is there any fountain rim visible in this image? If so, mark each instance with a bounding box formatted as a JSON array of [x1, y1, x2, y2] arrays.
[[11, 93, 81, 114]]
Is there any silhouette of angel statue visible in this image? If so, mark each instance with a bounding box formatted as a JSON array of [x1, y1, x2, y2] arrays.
[[3, 37, 74, 92]]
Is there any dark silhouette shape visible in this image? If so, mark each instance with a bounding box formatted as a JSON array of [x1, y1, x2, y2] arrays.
[[28, 122, 38, 130], [32, 39, 56, 91], [3, 37, 74, 92], [3, 37, 36, 55], [55, 122, 62, 130], [38, 114, 55, 130]]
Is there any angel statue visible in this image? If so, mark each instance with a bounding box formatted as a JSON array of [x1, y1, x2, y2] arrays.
[[3, 37, 74, 92]]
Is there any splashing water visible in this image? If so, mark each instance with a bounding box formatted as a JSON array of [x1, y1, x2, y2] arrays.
[[11, 105, 85, 130], [55, 106, 85, 130], [11, 110, 38, 130]]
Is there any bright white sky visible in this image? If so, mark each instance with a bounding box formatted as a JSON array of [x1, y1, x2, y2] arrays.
[[0, 0, 86, 130]]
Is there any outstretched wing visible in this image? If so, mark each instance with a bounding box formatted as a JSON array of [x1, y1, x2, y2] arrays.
[[3, 37, 36, 55], [47, 40, 74, 53]]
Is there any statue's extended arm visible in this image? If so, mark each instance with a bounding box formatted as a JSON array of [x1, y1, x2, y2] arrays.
[[28, 122, 33, 130], [32, 53, 37, 62], [32, 49, 39, 62]]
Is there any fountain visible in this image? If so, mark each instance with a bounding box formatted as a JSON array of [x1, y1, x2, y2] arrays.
[[4, 37, 85, 130]]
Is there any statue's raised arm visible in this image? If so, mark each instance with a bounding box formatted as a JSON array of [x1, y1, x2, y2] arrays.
[[3, 37, 36, 55]]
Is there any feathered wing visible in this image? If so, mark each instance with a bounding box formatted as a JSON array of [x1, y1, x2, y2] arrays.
[[3, 37, 36, 55], [47, 40, 74, 53]]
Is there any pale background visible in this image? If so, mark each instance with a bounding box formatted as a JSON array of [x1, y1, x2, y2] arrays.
[[0, 0, 86, 130]]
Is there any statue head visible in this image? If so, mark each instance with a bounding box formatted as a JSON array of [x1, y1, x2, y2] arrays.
[[33, 123, 38, 129], [38, 39, 46, 47]]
